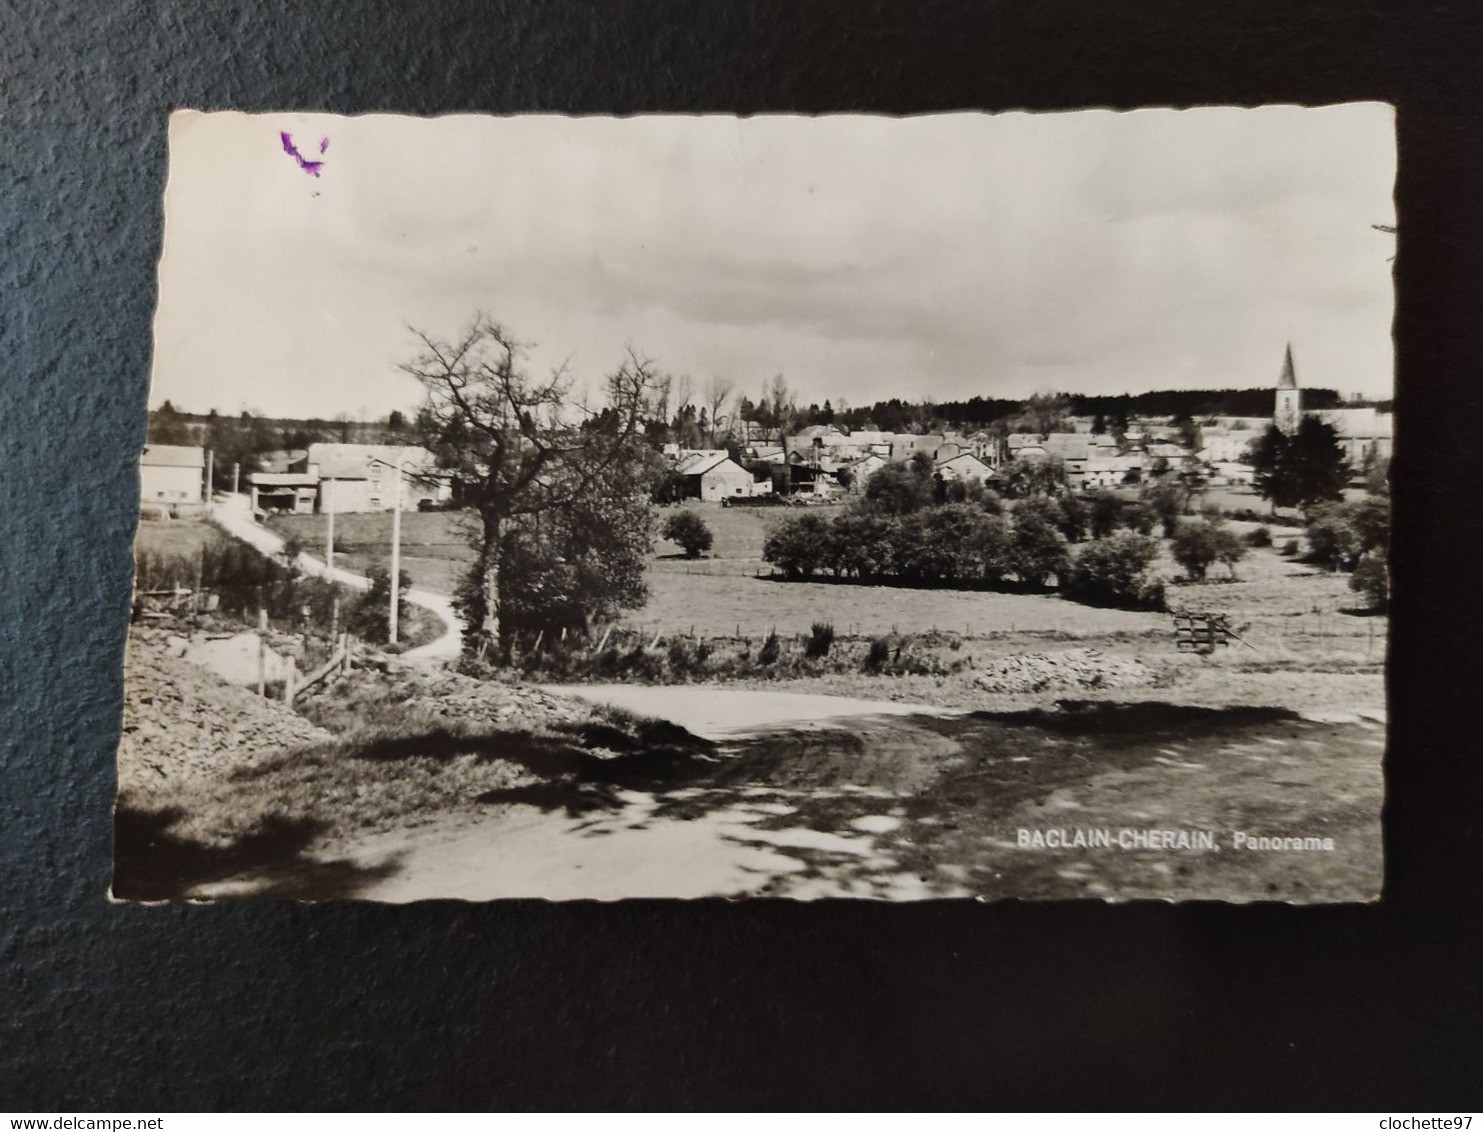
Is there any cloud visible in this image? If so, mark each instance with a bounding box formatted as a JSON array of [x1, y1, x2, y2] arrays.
[[151, 106, 1396, 419]]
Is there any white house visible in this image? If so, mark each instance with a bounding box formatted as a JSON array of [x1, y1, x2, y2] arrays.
[[675, 452, 764, 501], [1198, 429, 1263, 464], [842, 453, 887, 493], [1209, 461, 1256, 486], [1308, 407, 1394, 467], [296, 444, 451, 513], [140, 444, 205, 504], [934, 452, 996, 484], [1080, 458, 1124, 490]]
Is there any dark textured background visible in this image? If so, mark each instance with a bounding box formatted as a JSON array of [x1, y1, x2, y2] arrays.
[[5, 0, 1483, 1110]]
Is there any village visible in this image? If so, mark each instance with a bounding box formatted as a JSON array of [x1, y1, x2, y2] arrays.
[[114, 107, 1398, 906], [140, 346, 1392, 521], [120, 345, 1391, 905]]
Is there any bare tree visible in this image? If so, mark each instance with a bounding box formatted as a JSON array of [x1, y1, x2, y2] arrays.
[[766, 373, 795, 446], [403, 314, 658, 647], [703, 374, 735, 446], [672, 374, 694, 416]]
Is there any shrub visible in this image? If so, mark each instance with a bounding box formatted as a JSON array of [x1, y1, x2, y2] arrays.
[[757, 630, 781, 666], [973, 512, 1014, 586], [1064, 531, 1165, 610], [863, 636, 892, 672], [1057, 493, 1090, 543], [1171, 520, 1247, 581], [1142, 480, 1189, 538], [762, 513, 833, 579], [662, 511, 714, 559], [1304, 503, 1362, 570], [1350, 548, 1389, 612], [666, 637, 710, 679], [1087, 490, 1124, 539], [1245, 525, 1273, 548], [1281, 537, 1300, 557], [806, 621, 835, 658], [1009, 505, 1069, 588], [350, 565, 412, 642], [830, 511, 893, 579]]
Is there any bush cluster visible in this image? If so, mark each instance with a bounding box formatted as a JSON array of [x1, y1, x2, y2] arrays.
[[1300, 496, 1389, 612], [1062, 532, 1166, 610], [662, 511, 714, 558], [1303, 497, 1390, 571], [501, 629, 964, 684], [133, 540, 402, 642], [1170, 519, 1248, 581], [762, 502, 1070, 590]]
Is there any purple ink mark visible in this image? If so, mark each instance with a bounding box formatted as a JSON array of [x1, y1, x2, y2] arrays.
[[280, 131, 325, 177]]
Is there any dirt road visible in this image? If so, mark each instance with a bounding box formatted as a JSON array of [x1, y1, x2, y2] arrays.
[[298, 687, 1382, 904]]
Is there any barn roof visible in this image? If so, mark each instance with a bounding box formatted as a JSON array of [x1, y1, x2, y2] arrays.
[[306, 443, 439, 479], [675, 452, 733, 477], [141, 444, 205, 469]]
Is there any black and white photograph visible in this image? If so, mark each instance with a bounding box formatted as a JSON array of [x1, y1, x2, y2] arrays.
[[116, 105, 1395, 903]]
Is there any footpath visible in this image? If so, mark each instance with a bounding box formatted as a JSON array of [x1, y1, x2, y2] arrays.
[[208, 493, 462, 665]]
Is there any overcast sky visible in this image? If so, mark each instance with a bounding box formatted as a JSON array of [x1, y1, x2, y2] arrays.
[[151, 105, 1395, 420]]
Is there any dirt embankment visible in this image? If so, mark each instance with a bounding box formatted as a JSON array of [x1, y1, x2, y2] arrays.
[[119, 629, 334, 804], [115, 629, 701, 901]]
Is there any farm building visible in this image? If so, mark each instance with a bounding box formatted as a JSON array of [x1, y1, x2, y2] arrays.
[[1080, 457, 1127, 490], [247, 471, 320, 514], [934, 452, 995, 484], [1199, 429, 1263, 464], [139, 444, 206, 504], [1308, 407, 1394, 467], [293, 443, 452, 513], [675, 452, 766, 502]]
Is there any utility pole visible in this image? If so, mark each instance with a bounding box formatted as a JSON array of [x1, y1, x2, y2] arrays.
[[389, 452, 404, 645], [232, 462, 240, 497], [325, 476, 336, 580], [203, 449, 214, 509]]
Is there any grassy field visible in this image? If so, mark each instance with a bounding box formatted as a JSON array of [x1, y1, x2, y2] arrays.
[[262, 500, 1386, 716], [134, 515, 233, 559], [268, 510, 476, 594]]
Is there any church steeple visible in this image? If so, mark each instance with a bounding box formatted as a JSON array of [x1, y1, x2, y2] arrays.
[[1278, 343, 1298, 390], [1274, 342, 1302, 434]]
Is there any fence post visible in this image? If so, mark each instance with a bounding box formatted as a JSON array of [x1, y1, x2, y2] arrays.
[[257, 606, 267, 696]]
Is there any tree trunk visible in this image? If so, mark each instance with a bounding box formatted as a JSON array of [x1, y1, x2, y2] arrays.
[[481, 515, 503, 648]]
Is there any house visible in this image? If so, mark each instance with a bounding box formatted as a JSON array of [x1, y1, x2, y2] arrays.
[[675, 452, 765, 501], [1144, 441, 1192, 464], [841, 453, 888, 493], [1036, 433, 1094, 476], [140, 444, 205, 504], [247, 472, 320, 514], [294, 443, 451, 513], [1080, 457, 1126, 490], [1308, 407, 1394, 467], [934, 452, 996, 484], [1198, 429, 1262, 464], [1210, 461, 1256, 486]]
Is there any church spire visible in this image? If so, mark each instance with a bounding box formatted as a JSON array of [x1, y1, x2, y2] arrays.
[[1274, 342, 1302, 435], [1278, 342, 1298, 390]]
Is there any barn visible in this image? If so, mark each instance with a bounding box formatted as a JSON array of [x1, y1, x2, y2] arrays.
[[676, 452, 762, 501], [139, 444, 205, 505]]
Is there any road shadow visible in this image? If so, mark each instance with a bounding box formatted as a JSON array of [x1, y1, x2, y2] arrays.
[[112, 804, 403, 902]]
